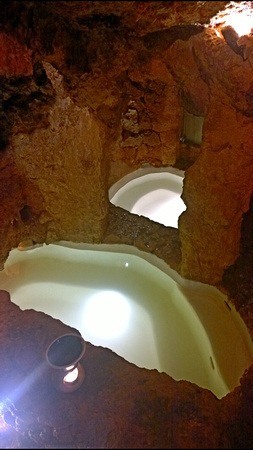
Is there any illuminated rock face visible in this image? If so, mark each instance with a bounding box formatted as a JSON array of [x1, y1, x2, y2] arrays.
[[0, 3, 252, 288], [165, 26, 253, 284]]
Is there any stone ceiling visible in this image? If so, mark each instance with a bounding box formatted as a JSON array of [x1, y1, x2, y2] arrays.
[[43, 1, 230, 35]]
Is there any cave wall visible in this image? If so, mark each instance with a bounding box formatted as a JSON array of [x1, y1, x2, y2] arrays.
[[11, 63, 110, 244], [1, 2, 253, 449], [0, 0, 252, 289], [164, 26, 253, 283], [0, 61, 110, 265]]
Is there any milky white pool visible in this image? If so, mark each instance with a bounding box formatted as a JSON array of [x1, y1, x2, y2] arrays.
[[109, 166, 186, 228], [0, 241, 252, 399]]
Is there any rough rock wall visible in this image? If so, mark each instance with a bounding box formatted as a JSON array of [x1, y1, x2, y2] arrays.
[[0, 57, 110, 266], [0, 1, 253, 288], [163, 26, 253, 283], [0, 11, 117, 266], [11, 62, 110, 244]]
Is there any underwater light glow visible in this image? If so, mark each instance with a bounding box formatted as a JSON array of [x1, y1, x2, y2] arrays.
[[1, 243, 253, 399], [83, 290, 131, 339]]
